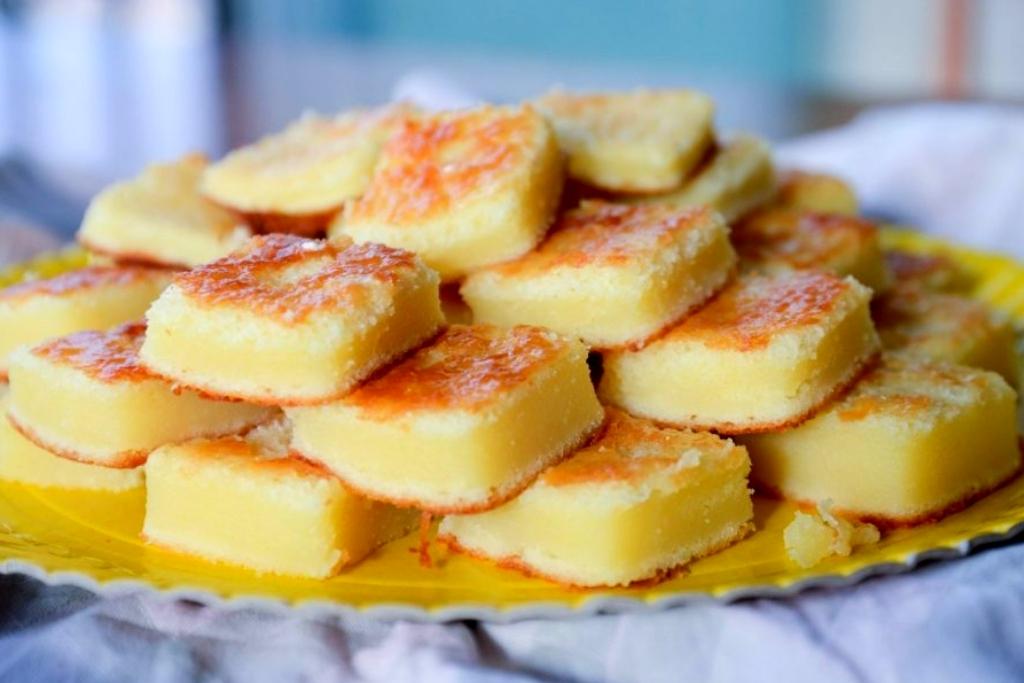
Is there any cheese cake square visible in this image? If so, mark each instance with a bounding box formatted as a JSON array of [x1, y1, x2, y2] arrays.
[[0, 393, 142, 491], [629, 134, 777, 222], [332, 105, 563, 280], [461, 202, 736, 348], [78, 154, 252, 268], [600, 271, 880, 433], [0, 266, 170, 379], [438, 408, 754, 587], [874, 286, 1018, 386], [734, 207, 893, 293], [742, 354, 1020, 525], [533, 88, 714, 193], [6, 323, 273, 467], [141, 234, 443, 405], [885, 249, 972, 292], [288, 324, 604, 513], [143, 419, 417, 578], [201, 105, 412, 236], [776, 170, 859, 216]]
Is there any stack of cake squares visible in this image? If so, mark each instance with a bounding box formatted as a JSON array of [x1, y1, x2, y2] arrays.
[[0, 88, 1018, 587]]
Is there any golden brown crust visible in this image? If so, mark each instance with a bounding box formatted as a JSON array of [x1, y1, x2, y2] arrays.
[[78, 235, 196, 270], [734, 207, 877, 270], [646, 351, 880, 436], [0, 266, 166, 302], [31, 322, 152, 383], [438, 520, 754, 588], [293, 415, 603, 515], [225, 207, 338, 238], [661, 271, 854, 352], [341, 325, 570, 417]]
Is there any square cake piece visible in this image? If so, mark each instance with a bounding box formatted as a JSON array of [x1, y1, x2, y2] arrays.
[[0, 266, 170, 379], [533, 88, 714, 193], [630, 134, 777, 222], [288, 324, 604, 513], [776, 170, 859, 216], [201, 105, 412, 236], [874, 287, 1018, 386], [461, 202, 736, 348], [439, 408, 754, 587], [742, 354, 1020, 525], [141, 234, 443, 405], [600, 271, 880, 433], [7, 323, 273, 467], [0, 393, 142, 491], [78, 154, 252, 268], [733, 207, 893, 293], [143, 419, 417, 578], [332, 105, 563, 280]]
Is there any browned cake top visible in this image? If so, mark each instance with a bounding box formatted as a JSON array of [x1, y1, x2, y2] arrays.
[[486, 203, 714, 275], [344, 324, 568, 416], [0, 266, 165, 302], [733, 208, 877, 269], [32, 322, 151, 382], [173, 234, 422, 322], [347, 106, 543, 225], [873, 287, 994, 346], [664, 271, 851, 351], [184, 437, 332, 478], [541, 408, 732, 487], [834, 354, 997, 422], [884, 249, 966, 290]]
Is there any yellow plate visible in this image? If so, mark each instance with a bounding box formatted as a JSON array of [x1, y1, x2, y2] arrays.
[[1, 229, 1023, 622]]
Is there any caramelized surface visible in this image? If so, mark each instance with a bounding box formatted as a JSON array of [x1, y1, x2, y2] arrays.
[[0, 267, 165, 302], [343, 324, 567, 416], [31, 322, 151, 383], [834, 355, 996, 423], [346, 106, 542, 225], [541, 409, 734, 487], [664, 271, 851, 351], [488, 203, 713, 274], [885, 249, 968, 290], [173, 234, 420, 322], [734, 208, 876, 269]]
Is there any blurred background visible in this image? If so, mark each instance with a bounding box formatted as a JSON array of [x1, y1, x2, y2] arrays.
[[0, 0, 1021, 241]]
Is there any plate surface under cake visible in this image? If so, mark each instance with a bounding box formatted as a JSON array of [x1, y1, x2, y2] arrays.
[[288, 324, 604, 513], [600, 270, 880, 432], [143, 420, 417, 578], [461, 202, 735, 348], [742, 353, 1021, 525], [439, 408, 754, 587]]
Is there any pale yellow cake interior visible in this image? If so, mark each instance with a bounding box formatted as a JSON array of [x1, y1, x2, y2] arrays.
[[143, 420, 417, 578], [78, 154, 252, 268], [7, 326, 273, 467], [201, 105, 410, 216], [742, 355, 1021, 523], [533, 88, 714, 192], [332, 105, 564, 281], [600, 272, 880, 432], [288, 325, 604, 512], [0, 394, 143, 491], [629, 134, 777, 222], [439, 409, 753, 587], [141, 236, 443, 404], [0, 267, 170, 377], [461, 203, 736, 348]]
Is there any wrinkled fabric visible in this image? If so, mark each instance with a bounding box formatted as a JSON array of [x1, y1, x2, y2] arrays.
[[2, 103, 1024, 682]]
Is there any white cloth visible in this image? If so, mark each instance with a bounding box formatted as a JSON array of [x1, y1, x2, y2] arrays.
[[3, 103, 1024, 683]]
